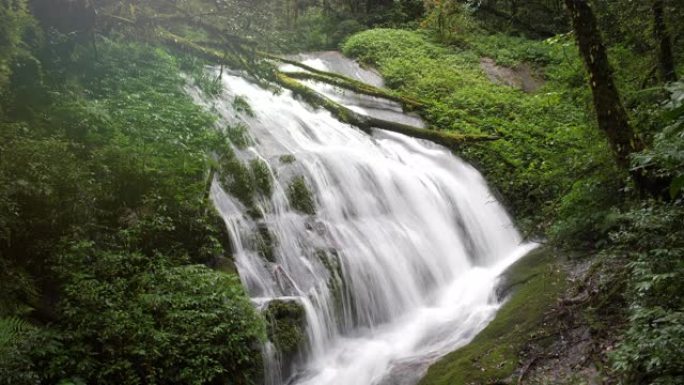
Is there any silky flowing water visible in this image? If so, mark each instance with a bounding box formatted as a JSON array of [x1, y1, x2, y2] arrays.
[[191, 52, 536, 385]]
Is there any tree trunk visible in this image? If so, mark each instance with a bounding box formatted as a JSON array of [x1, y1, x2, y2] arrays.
[[652, 0, 677, 82], [564, 0, 642, 171]]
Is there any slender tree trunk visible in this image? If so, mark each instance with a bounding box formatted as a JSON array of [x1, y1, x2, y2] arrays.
[[564, 0, 642, 171], [652, 0, 677, 82]]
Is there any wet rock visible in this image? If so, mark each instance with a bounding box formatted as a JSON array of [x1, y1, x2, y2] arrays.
[[206, 255, 237, 275], [264, 299, 308, 378]]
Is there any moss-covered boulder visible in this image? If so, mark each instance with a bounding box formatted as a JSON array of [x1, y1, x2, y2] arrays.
[[264, 299, 307, 358], [253, 223, 277, 263], [419, 247, 566, 385], [287, 175, 316, 215]]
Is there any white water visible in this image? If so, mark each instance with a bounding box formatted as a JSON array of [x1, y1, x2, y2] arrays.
[[195, 52, 536, 385]]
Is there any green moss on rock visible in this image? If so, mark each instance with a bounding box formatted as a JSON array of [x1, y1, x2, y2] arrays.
[[419, 247, 566, 385], [279, 154, 296, 164], [254, 224, 277, 263], [250, 158, 273, 197], [287, 175, 316, 215], [264, 299, 307, 357]]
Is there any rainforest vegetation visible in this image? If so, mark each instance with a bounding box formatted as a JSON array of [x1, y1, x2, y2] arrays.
[[1, 0, 682, 384]]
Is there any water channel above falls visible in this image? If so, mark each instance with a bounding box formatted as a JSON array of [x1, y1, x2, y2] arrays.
[[191, 51, 537, 385]]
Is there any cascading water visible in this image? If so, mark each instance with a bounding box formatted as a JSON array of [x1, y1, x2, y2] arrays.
[[191, 52, 536, 385]]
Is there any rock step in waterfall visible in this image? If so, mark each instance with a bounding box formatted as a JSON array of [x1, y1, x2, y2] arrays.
[[188, 51, 537, 385]]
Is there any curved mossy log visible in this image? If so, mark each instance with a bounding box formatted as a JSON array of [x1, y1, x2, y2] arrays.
[[284, 71, 424, 111], [262, 53, 425, 110], [276, 73, 498, 148]]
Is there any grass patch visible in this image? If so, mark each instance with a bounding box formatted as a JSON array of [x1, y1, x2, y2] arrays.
[[419, 247, 566, 385]]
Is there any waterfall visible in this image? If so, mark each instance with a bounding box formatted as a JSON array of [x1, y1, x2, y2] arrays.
[[192, 52, 536, 385]]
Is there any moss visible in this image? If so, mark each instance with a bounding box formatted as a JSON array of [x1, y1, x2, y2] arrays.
[[419, 247, 566, 385], [232, 95, 255, 117], [279, 154, 296, 164], [287, 175, 316, 215], [217, 150, 273, 214], [225, 122, 251, 149], [217, 151, 256, 208], [249, 158, 273, 197], [315, 249, 349, 322], [253, 224, 276, 263], [264, 299, 307, 356]]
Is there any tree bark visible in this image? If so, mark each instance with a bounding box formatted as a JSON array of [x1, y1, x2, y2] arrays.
[[652, 0, 678, 82], [564, 0, 642, 170]]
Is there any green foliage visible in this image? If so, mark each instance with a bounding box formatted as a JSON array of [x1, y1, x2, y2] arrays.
[[287, 176, 316, 215], [632, 81, 684, 198], [178, 54, 223, 97], [233, 95, 255, 117], [279, 154, 296, 164], [604, 203, 684, 385], [52, 245, 265, 385], [250, 158, 273, 197], [225, 123, 253, 149], [0, 317, 62, 385], [0, 0, 36, 93], [264, 300, 307, 357], [0, 36, 264, 383], [421, 0, 567, 39], [550, 172, 624, 248]]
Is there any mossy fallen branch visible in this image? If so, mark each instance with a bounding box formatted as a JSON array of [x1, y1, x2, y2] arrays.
[[151, 32, 496, 149], [276, 73, 498, 148], [284, 71, 424, 110]]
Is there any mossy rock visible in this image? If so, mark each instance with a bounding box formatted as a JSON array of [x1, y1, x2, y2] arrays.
[[264, 299, 307, 357], [287, 175, 316, 215], [225, 123, 252, 149], [254, 223, 277, 263], [249, 158, 273, 197], [419, 247, 566, 385], [279, 154, 296, 164], [217, 150, 273, 216], [217, 151, 256, 207]]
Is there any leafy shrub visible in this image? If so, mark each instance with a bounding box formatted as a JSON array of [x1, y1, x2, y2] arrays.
[[53, 245, 266, 385], [550, 173, 624, 248], [250, 158, 273, 197], [632, 81, 684, 198], [0, 317, 63, 385], [605, 203, 684, 385]]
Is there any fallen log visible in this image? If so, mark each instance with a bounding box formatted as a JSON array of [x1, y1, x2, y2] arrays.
[[285, 71, 424, 110], [276, 73, 498, 148], [264, 54, 425, 110], [154, 32, 498, 149]]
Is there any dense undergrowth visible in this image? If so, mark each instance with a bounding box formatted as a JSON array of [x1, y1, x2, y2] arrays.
[[0, 33, 265, 384]]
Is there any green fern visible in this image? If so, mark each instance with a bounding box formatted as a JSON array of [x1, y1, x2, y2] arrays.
[[0, 316, 29, 349]]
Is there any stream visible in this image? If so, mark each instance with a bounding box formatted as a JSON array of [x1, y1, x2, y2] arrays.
[[191, 52, 536, 385]]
